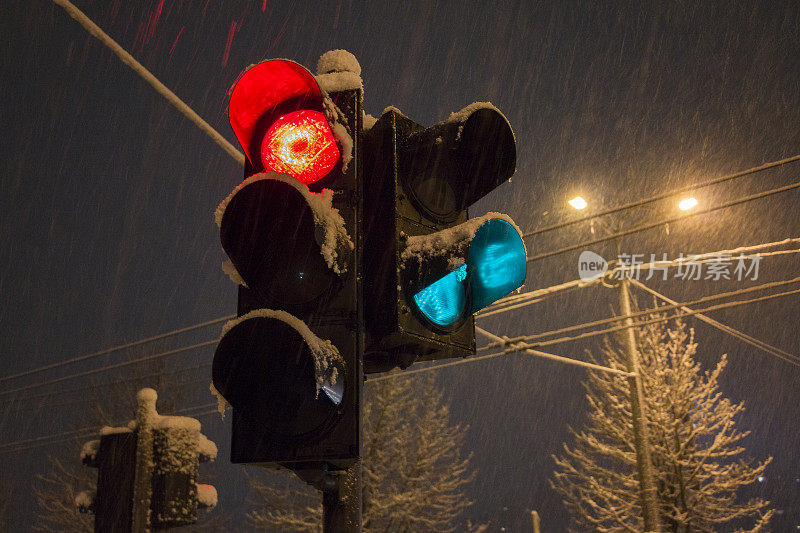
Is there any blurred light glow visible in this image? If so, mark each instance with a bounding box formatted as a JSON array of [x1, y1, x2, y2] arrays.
[[413, 265, 468, 326], [468, 219, 527, 312], [678, 197, 698, 211], [261, 110, 339, 185], [568, 196, 588, 210]]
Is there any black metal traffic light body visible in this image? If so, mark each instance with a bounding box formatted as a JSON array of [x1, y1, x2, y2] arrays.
[[87, 432, 137, 532], [363, 110, 473, 372], [213, 74, 363, 470], [362, 106, 519, 373]]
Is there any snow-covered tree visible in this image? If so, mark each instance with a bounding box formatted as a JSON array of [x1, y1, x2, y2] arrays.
[[247, 374, 485, 532], [551, 317, 773, 532]]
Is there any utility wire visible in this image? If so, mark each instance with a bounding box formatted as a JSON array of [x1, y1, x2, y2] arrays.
[[486, 275, 800, 349], [12, 374, 213, 414], [526, 181, 800, 264], [475, 327, 633, 377], [0, 403, 219, 453], [370, 285, 800, 381], [484, 238, 800, 317], [51, 0, 245, 165], [630, 279, 800, 366], [506, 286, 800, 356], [0, 340, 217, 398], [12, 363, 212, 408], [522, 154, 800, 239], [0, 316, 231, 384]]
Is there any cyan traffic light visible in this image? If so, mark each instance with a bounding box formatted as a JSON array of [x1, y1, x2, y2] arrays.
[[362, 105, 525, 373]]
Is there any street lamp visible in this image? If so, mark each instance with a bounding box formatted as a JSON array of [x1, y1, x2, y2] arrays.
[[678, 197, 698, 211], [568, 196, 588, 210]]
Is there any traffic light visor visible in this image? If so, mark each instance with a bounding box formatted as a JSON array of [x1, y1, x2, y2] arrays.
[[212, 310, 345, 441], [229, 60, 324, 167], [468, 219, 527, 311]]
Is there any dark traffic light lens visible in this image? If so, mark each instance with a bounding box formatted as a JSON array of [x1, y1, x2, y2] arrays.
[[220, 178, 335, 307], [212, 315, 344, 441]]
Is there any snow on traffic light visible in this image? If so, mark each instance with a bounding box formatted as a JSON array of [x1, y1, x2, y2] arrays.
[[212, 53, 362, 468], [363, 104, 525, 373]]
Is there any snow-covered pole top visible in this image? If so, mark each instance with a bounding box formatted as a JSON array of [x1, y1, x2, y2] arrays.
[[137, 387, 158, 415], [315, 49, 363, 93], [317, 49, 361, 76]]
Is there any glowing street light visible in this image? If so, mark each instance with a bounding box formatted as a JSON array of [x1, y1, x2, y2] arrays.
[[568, 196, 588, 210], [678, 197, 698, 211]]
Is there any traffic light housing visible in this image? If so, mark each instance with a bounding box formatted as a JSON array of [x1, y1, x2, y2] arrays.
[[362, 106, 525, 373], [212, 57, 362, 470], [78, 406, 217, 530]]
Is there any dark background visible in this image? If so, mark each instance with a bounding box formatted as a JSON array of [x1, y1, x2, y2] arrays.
[[1, 1, 799, 530]]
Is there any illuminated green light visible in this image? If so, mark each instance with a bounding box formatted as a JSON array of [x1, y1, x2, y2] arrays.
[[413, 264, 468, 326], [468, 219, 527, 312]]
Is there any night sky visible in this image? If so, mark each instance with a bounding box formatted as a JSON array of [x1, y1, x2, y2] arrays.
[[2, 1, 799, 531]]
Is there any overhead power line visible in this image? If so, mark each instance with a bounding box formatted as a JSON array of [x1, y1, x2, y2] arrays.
[[487, 275, 800, 349], [526, 181, 800, 264], [522, 154, 800, 239], [11, 374, 213, 415], [0, 403, 219, 455], [483, 237, 800, 317], [630, 279, 800, 366], [475, 327, 633, 376], [0, 316, 231, 384], [501, 286, 800, 357], [12, 363, 211, 408], [367, 328, 636, 383], [51, 0, 245, 165], [0, 340, 217, 398], [370, 284, 800, 381]]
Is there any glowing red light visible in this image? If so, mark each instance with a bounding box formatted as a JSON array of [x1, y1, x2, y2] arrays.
[[260, 110, 340, 185]]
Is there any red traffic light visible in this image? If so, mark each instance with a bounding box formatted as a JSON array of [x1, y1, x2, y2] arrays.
[[261, 109, 340, 185], [229, 59, 340, 186]]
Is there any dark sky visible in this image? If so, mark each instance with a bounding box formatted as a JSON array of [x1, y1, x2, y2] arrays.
[[2, 1, 799, 530]]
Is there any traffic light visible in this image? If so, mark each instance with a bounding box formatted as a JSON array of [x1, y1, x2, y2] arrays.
[[362, 105, 525, 373], [212, 55, 362, 469], [77, 394, 217, 531]]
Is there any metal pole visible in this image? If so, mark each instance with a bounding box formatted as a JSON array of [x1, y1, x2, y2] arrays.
[[322, 463, 362, 532], [131, 388, 157, 533], [618, 279, 661, 532]]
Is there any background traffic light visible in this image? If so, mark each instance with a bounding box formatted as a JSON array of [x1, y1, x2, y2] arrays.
[[77, 389, 217, 531], [362, 105, 524, 373], [212, 56, 363, 470]]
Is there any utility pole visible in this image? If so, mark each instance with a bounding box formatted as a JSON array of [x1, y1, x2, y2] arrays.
[[132, 388, 157, 533], [617, 278, 661, 532]]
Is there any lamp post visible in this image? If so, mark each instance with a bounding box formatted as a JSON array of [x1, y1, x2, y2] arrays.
[[565, 195, 702, 532]]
